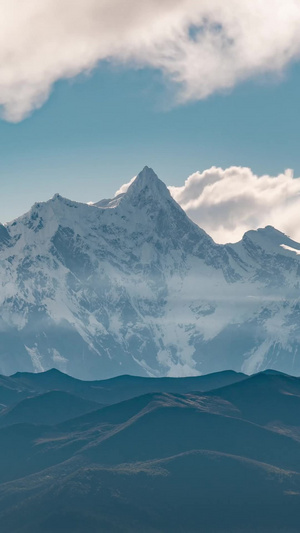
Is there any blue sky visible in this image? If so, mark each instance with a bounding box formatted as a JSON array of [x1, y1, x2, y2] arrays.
[[1, 61, 300, 224]]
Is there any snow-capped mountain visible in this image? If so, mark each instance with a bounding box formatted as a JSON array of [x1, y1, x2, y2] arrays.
[[0, 166, 300, 379]]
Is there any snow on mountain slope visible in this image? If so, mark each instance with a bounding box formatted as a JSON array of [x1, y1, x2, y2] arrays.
[[0, 166, 300, 379]]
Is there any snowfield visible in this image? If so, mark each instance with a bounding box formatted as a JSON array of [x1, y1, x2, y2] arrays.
[[0, 166, 300, 378]]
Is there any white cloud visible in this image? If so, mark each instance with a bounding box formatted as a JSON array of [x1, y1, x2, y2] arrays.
[[169, 166, 300, 243], [1, 0, 300, 121]]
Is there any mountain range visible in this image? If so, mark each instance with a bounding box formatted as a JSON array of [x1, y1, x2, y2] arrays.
[[0, 368, 300, 532], [1, 165, 300, 379]]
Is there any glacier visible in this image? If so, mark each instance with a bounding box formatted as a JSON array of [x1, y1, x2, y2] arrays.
[[0, 166, 300, 379]]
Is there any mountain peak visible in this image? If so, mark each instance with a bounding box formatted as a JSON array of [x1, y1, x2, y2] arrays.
[[136, 166, 160, 182], [125, 166, 171, 201], [243, 225, 299, 249]]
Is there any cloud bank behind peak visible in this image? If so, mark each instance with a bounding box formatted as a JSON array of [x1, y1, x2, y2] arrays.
[[1, 0, 300, 121], [116, 166, 300, 244]]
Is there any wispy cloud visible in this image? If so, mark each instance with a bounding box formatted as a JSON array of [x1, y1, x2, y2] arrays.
[[1, 0, 300, 121], [115, 176, 136, 197]]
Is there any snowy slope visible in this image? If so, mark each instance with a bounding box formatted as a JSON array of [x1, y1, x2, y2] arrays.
[[0, 166, 300, 378]]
